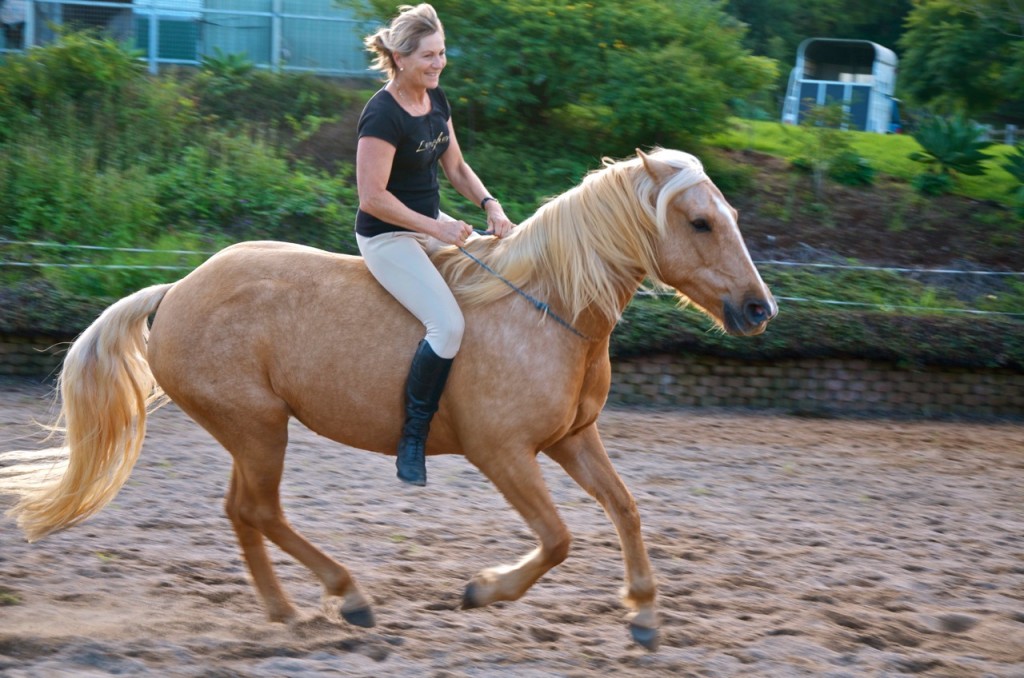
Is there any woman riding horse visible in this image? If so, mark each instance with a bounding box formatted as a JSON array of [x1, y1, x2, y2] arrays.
[[357, 3, 516, 486]]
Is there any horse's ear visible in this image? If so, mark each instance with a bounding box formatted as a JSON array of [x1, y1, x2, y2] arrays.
[[637, 148, 675, 184]]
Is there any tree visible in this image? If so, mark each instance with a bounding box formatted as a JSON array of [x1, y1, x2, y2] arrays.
[[726, 0, 912, 62], [899, 0, 1024, 117], [362, 0, 776, 152]]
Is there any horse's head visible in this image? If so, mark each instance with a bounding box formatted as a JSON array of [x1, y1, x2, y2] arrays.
[[637, 148, 777, 336]]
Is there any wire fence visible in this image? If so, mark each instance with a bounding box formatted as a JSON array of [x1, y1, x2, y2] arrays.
[[2, 239, 1023, 319]]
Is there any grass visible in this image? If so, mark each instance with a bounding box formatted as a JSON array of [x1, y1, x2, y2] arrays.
[[702, 118, 1024, 320], [707, 119, 1020, 204], [0, 587, 22, 606]]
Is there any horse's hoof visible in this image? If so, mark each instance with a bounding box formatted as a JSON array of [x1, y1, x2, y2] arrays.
[[629, 623, 660, 651], [342, 606, 376, 628], [461, 582, 483, 610]]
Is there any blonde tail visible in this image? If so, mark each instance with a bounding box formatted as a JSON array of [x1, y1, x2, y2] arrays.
[[2, 283, 173, 542]]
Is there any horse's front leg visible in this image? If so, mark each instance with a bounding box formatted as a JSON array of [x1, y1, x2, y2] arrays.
[[545, 423, 660, 650], [461, 448, 572, 609]]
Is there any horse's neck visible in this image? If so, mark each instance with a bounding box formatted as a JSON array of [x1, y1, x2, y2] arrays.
[[528, 179, 651, 332], [540, 262, 645, 343]]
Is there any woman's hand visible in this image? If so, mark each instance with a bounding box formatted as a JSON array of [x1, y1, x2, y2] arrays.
[[435, 217, 474, 247], [485, 202, 516, 239]]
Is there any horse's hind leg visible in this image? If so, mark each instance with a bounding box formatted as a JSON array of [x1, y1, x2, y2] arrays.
[[226, 466, 297, 622], [197, 404, 374, 628], [545, 423, 660, 650], [461, 448, 572, 609]]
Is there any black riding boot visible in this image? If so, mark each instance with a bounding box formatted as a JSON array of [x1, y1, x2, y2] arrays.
[[396, 340, 454, 486]]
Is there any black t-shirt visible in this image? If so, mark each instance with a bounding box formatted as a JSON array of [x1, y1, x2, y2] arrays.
[[355, 86, 452, 237]]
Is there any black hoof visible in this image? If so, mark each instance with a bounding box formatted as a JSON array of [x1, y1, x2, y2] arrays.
[[342, 606, 376, 628], [630, 623, 660, 651], [397, 470, 427, 486], [461, 582, 482, 610]]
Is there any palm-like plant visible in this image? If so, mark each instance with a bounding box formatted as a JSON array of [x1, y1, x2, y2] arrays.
[[909, 114, 994, 176]]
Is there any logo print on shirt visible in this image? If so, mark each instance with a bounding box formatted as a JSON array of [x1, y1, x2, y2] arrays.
[[416, 131, 450, 154]]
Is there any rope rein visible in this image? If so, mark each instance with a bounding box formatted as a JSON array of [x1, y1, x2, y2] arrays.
[[458, 231, 590, 341]]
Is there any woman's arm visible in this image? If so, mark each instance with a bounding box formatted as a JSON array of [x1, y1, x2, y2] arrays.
[[357, 136, 472, 246], [439, 119, 516, 238]]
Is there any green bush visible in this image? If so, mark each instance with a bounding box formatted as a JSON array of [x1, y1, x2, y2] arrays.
[[374, 0, 777, 150], [0, 30, 196, 169], [187, 50, 357, 136], [828, 150, 876, 186], [0, 31, 365, 309], [0, 130, 162, 246], [911, 171, 955, 196], [154, 131, 358, 251], [909, 114, 994, 195]]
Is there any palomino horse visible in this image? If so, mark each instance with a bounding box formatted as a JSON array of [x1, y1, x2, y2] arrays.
[[2, 148, 775, 649]]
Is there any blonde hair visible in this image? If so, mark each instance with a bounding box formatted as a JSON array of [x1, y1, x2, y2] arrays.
[[364, 4, 444, 80]]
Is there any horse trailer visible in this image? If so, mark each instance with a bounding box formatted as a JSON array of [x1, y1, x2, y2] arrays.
[[781, 38, 899, 134]]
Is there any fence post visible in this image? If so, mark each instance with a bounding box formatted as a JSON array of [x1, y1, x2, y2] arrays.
[[271, 0, 282, 72], [25, 0, 35, 48], [147, 6, 158, 74]]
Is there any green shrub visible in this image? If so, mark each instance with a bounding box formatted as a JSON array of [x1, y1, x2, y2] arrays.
[[911, 171, 955, 196], [791, 104, 859, 197], [828, 150, 876, 186], [154, 131, 358, 252], [0, 30, 197, 169], [188, 50, 356, 135], [381, 0, 776, 150], [0, 129, 162, 245], [908, 114, 993, 195]]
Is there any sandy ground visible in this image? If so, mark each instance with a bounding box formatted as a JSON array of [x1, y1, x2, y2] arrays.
[[0, 378, 1022, 677]]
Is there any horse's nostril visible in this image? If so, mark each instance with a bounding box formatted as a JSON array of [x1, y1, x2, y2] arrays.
[[745, 301, 768, 324]]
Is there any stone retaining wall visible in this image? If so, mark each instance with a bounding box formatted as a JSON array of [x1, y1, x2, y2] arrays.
[[2, 334, 1022, 418], [611, 354, 1024, 418], [0, 335, 67, 380]]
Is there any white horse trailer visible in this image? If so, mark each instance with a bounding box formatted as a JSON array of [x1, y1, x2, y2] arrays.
[[782, 38, 899, 133]]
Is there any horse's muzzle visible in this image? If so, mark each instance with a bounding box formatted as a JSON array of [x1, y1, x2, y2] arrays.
[[722, 296, 777, 336]]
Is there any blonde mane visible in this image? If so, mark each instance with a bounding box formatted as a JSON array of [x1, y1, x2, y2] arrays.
[[435, 148, 709, 323]]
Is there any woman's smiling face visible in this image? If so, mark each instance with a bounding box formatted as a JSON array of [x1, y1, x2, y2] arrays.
[[397, 31, 446, 89]]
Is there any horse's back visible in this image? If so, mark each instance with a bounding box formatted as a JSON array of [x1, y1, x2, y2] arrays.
[[147, 242, 420, 442], [146, 240, 599, 457], [152, 241, 413, 349]]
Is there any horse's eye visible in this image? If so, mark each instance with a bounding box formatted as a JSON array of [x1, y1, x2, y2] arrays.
[[691, 218, 711, 233]]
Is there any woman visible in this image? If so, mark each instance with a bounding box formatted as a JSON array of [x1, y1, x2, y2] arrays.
[[358, 4, 516, 487]]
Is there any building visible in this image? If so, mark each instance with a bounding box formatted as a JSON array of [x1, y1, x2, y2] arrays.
[[1, 0, 374, 77]]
